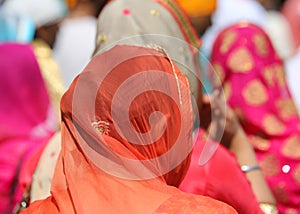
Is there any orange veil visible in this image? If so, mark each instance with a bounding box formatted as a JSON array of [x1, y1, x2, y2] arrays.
[[22, 45, 236, 213]]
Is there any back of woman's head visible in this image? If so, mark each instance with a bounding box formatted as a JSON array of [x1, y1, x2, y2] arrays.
[[61, 45, 194, 186]]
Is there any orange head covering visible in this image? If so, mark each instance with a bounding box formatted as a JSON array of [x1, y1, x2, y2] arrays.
[[22, 45, 236, 214], [65, 0, 77, 10], [176, 0, 217, 17], [65, 0, 108, 10]]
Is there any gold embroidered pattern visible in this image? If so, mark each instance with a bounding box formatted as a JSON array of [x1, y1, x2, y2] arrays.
[[212, 63, 225, 83], [274, 65, 286, 88], [293, 164, 300, 185], [242, 80, 268, 106], [252, 34, 268, 56], [159, 0, 201, 49], [282, 135, 300, 158], [276, 99, 298, 120], [262, 114, 285, 135], [223, 82, 231, 99], [259, 153, 280, 177], [285, 208, 297, 214], [263, 66, 275, 87], [96, 34, 107, 45], [228, 47, 254, 73], [249, 135, 271, 151], [220, 31, 237, 54], [92, 120, 110, 135], [150, 9, 160, 16]]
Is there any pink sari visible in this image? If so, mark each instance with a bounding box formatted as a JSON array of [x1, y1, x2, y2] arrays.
[[0, 43, 56, 214], [180, 129, 263, 214], [211, 22, 300, 213]]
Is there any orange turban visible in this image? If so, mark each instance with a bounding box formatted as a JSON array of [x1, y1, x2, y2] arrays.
[[65, 0, 78, 10], [176, 0, 217, 16]]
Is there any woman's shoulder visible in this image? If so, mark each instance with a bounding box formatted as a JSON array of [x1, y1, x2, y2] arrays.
[[154, 192, 237, 214]]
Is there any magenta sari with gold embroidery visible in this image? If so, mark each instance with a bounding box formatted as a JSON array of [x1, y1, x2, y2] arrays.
[[211, 22, 300, 213]]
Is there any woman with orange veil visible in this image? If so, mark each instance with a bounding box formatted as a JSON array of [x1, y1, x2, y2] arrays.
[[22, 45, 236, 213], [20, 0, 271, 212]]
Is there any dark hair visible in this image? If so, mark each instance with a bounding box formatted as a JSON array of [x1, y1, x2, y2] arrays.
[[95, 0, 109, 17]]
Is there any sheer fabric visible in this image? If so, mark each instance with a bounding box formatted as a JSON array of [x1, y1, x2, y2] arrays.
[[94, 0, 201, 101], [22, 45, 236, 213]]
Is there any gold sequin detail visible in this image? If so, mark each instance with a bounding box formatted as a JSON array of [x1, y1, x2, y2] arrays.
[[150, 9, 159, 16], [262, 114, 285, 135], [242, 80, 268, 106], [260, 153, 280, 177], [220, 31, 237, 54], [276, 99, 298, 120], [252, 34, 268, 56], [97, 34, 106, 45], [92, 120, 110, 135], [212, 63, 225, 83], [228, 47, 254, 73], [293, 164, 300, 185], [178, 47, 185, 54], [282, 135, 300, 158], [249, 135, 271, 151]]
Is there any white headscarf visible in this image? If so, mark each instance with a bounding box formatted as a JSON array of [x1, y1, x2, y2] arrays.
[[94, 0, 201, 101], [2, 0, 67, 27]]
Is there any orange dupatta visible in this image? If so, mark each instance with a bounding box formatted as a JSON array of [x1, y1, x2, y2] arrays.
[[22, 45, 236, 213]]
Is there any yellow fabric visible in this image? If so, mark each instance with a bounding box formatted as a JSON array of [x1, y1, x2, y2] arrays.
[[31, 39, 66, 123], [176, 0, 217, 16]]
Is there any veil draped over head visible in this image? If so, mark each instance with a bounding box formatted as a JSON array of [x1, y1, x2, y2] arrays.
[[22, 45, 236, 213], [94, 0, 202, 103], [211, 22, 300, 213]]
